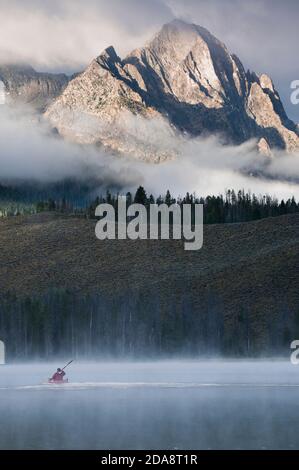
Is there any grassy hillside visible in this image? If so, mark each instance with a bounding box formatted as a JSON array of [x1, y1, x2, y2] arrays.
[[0, 212, 298, 357]]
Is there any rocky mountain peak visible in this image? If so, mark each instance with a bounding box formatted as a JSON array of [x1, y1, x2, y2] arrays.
[[126, 18, 244, 108], [44, 20, 299, 158], [259, 73, 275, 93], [96, 46, 121, 69]]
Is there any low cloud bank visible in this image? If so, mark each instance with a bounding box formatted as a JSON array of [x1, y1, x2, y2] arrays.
[[0, 105, 299, 201]]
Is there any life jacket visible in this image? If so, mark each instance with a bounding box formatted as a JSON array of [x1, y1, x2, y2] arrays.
[[52, 370, 66, 381]]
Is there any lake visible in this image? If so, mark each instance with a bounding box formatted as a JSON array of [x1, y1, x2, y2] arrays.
[[0, 360, 299, 449]]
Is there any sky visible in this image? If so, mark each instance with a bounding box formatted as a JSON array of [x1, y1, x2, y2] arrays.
[[0, 0, 298, 122]]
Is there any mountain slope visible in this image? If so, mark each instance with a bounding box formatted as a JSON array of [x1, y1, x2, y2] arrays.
[[0, 64, 69, 111], [45, 20, 299, 158]]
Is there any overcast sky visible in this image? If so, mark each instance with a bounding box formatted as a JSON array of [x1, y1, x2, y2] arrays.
[[0, 0, 298, 121]]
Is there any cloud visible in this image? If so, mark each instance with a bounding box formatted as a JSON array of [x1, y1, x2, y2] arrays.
[[0, 0, 173, 72], [0, 105, 141, 188], [1, 104, 299, 202], [134, 134, 299, 200]]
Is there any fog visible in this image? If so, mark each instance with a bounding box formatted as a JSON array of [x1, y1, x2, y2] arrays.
[[1, 105, 299, 200], [1, 361, 299, 449], [0, 0, 172, 71], [0, 106, 141, 189]]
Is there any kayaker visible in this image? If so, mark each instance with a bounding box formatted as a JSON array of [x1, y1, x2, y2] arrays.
[[51, 368, 66, 382]]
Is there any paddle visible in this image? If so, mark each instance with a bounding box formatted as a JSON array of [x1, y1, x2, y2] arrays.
[[61, 360, 74, 371]]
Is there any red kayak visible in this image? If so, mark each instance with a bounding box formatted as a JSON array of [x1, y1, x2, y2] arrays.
[[48, 379, 69, 385]]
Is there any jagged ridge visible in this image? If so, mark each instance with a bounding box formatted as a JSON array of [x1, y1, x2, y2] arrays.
[[4, 20, 299, 158]]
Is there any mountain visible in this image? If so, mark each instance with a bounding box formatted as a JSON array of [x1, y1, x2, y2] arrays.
[[0, 64, 69, 111], [45, 19, 299, 158]]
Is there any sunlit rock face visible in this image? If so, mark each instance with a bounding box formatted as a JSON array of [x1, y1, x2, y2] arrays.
[[257, 137, 272, 157], [45, 19, 299, 159]]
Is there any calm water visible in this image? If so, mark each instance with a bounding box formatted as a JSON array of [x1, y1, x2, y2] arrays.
[[0, 361, 299, 450]]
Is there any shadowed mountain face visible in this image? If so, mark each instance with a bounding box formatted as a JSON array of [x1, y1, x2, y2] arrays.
[[44, 19, 299, 158]]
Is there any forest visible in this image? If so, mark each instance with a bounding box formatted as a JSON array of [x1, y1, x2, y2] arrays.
[[0, 287, 297, 360], [0, 181, 298, 224], [87, 187, 299, 225], [1, 182, 298, 360]]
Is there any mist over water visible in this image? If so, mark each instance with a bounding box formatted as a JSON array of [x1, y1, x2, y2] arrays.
[[1, 361, 299, 450]]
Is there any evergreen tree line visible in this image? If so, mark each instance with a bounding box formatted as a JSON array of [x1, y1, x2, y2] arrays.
[[0, 288, 297, 360], [1, 182, 298, 224], [0, 179, 96, 208], [87, 187, 299, 224]]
